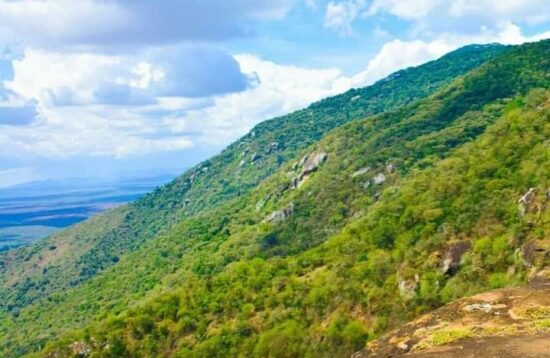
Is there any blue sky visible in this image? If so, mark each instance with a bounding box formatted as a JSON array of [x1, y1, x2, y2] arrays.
[[0, 0, 549, 187]]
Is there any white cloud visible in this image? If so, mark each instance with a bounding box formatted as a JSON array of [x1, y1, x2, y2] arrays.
[[336, 39, 454, 90], [154, 54, 347, 146], [324, 0, 366, 36], [0, 53, 345, 158], [0, 0, 296, 49], [448, 0, 550, 25], [366, 0, 442, 20], [3, 21, 549, 160], [6, 45, 250, 106], [321, 0, 550, 37], [363, 0, 550, 24], [339, 22, 550, 90]]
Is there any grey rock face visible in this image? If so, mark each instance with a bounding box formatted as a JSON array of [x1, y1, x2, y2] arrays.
[[441, 241, 471, 275], [265, 203, 294, 223], [293, 151, 328, 188], [302, 152, 328, 174], [518, 187, 537, 216]]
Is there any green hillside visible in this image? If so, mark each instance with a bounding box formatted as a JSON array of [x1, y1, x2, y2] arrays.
[[0, 44, 506, 314], [34, 40, 549, 358], [1, 40, 549, 357], [0, 44, 506, 342]]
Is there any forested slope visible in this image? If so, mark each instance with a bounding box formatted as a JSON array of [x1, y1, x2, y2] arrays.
[[1, 41, 549, 357], [35, 40, 550, 357], [0, 44, 505, 317]]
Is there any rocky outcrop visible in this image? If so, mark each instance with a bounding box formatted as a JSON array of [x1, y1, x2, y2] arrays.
[[398, 274, 419, 300], [266, 141, 280, 154], [355, 283, 550, 357], [398, 279, 417, 300], [441, 241, 471, 275], [351, 167, 371, 178], [521, 239, 550, 274], [518, 187, 537, 216], [302, 152, 327, 174], [373, 173, 386, 185], [292, 151, 327, 188], [264, 203, 294, 223]]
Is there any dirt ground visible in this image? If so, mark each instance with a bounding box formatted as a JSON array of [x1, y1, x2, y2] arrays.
[[406, 334, 550, 357]]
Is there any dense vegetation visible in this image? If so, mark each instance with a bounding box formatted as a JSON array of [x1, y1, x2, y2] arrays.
[[1, 41, 549, 357], [0, 43, 506, 314]]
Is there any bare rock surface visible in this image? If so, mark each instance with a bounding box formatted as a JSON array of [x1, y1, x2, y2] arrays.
[[355, 281, 550, 358]]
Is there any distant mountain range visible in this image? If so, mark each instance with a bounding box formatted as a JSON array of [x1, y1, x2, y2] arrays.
[[0, 174, 177, 251]]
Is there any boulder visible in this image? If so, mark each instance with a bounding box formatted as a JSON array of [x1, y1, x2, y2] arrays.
[[292, 151, 328, 188], [386, 163, 395, 173], [265, 203, 294, 223], [441, 241, 471, 275], [302, 152, 327, 174], [352, 167, 371, 178], [374, 173, 386, 185]]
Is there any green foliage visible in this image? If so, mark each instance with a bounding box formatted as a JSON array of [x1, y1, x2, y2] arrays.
[[1, 41, 549, 358]]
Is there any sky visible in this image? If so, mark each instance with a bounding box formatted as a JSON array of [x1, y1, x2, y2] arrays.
[[0, 0, 549, 187]]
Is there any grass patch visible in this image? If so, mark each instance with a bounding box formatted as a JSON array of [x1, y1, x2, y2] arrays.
[[525, 307, 550, 320], [414, 327, 474, 350]]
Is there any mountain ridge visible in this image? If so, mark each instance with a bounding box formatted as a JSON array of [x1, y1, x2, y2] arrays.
[[1, 40, 549, 357]]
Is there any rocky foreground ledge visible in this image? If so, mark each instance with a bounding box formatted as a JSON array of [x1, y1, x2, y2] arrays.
[[355, 277, 550, 357]]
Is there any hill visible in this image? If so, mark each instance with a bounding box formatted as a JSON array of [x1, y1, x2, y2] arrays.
[[1, 40, 549, 357]]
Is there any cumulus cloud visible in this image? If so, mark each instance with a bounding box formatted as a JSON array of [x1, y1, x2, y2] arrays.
[[324, 0, 550, 36], [2, 20, 549, 159], [0, 57, 38, 125], [0, 54, 346, 158], [334, 22, 550, 91], [364, 0, 550, 24], [0, 0, 295, 50], [1, 0, 548, 178], [147, 45, 250, 98], [7, 45, 250, 106], [0, 103, 38, 125], [178, 54, 346, 145]]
